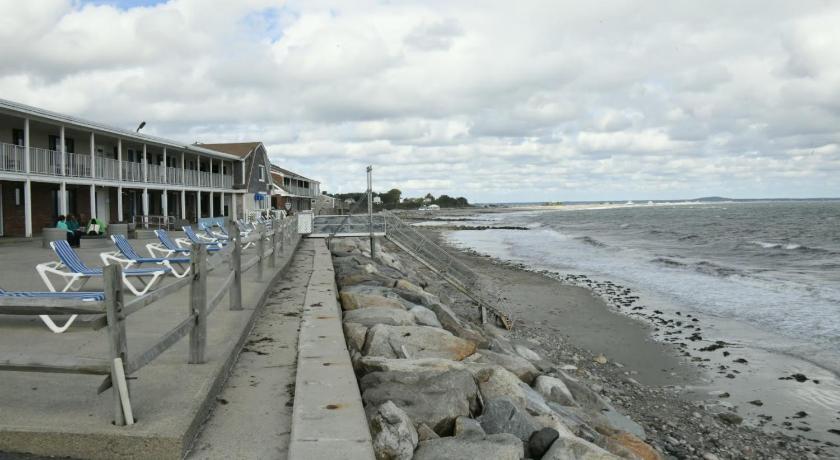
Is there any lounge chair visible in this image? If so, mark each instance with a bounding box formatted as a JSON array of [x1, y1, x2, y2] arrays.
[[203, 225, 230, 242], [36, 240, 170, 296], [101, 235, 191, 278], [0, 288, 104, 334], [181, 226, 223, 251], [146, 229, 191, 258]]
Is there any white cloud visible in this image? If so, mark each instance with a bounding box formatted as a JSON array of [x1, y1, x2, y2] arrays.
[[2, 0, 839, 201]]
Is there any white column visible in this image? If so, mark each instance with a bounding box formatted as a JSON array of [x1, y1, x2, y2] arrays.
[[90, 132, 96, 178], [180, 151, 185, 185], [142, 188, 149, 216], [60, 126, 66, 176], [142, 144, 148, 182], [117, 186, 123, 222], [196, 190, 202, 219], [231, 191, 238, 220], [162, 147, 167, 184], [23, 118, 30, 174], [209, 191, 214, 217], [162, 189, 168, 217], [209, 158, 213, 187], [220, 192, 225, 216], [181, 189, 186, 220], [90, 184, 96, 219], [117, 139, 122, 181], [24, 180, 32, 237], [59, 181, 67, 215]]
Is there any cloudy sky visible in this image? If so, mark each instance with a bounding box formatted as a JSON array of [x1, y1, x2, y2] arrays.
[[2, 0, 839, 202]]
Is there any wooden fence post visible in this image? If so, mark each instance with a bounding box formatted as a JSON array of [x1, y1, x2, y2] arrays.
[[189, 244, 207, 364], [257, 224, 265, 280], [229, 222, 242, 311], [269, 222, 277, 269], [279, 218, 285, 256], [104, 264, 131, 425]]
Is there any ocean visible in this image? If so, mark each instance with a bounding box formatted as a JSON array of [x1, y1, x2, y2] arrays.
[[446, 201, 840, 375]]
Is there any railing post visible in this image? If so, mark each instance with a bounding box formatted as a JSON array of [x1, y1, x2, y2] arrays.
[[269, 221, 277, 269], [229, 221, 242, 311], [104, 264, 131, 425], [279, 218, 286, 256], [257, 224, 265, 280], [189, 244, 208, 364]]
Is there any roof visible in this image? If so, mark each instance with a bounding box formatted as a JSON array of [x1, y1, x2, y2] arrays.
[[270, 164, 317, 183], [0, 98, 241, 161], [195, 142, 262, 158]]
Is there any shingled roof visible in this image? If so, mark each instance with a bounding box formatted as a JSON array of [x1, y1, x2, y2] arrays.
[[195, 142, 262, 158]]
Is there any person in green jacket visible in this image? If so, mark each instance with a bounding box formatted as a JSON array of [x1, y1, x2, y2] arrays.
[[56, 215, 81, 247]]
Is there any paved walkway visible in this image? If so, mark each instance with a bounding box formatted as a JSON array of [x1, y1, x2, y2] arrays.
[[187, 240, 315, 459]]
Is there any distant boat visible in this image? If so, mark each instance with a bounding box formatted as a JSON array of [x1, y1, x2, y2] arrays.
[[625, 201, 634, 205]]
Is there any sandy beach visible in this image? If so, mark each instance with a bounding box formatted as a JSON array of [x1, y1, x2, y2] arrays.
[[399, 207, 840, 459]]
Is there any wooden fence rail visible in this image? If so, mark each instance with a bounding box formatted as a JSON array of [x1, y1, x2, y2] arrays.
[[0, 215, 301, 426]]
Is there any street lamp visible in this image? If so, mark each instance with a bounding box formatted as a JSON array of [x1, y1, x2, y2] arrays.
[[136, 121, 146, 132]]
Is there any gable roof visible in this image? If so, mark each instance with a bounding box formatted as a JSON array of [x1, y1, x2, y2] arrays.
[[270, 164, 317, 183], [195, 142, 262, 158]]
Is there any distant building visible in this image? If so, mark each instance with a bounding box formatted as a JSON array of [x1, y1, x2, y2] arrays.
[[0, 98, 243, 237], [194, 142, 274, 218], [269, 165, 320, 213]]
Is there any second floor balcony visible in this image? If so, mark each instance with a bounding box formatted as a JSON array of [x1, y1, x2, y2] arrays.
[[0, 142, 235, 190]]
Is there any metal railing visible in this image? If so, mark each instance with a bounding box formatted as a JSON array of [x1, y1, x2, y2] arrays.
[[184, 169, 199, 186], [122, 161, 143, 182], [0, 143, 25, 172], [147, 164, 166, 184], [29, 147, 62, 175], [199, 171, 211, 187], [167, 166, 182, 185], [132, 215, 175, 230], [0, 216, 301, 426], [381, 211, 512, 328], [96, 156, 120, 180], [65, 152, 91, 177], [311, 214, 386, 236]]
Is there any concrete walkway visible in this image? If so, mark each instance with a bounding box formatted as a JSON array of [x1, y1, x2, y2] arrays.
[[186, 240, 315, 459]]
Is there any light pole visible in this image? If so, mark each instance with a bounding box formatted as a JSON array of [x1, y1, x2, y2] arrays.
[[367, 165, 375, 259], [136, 121, 146, 133]]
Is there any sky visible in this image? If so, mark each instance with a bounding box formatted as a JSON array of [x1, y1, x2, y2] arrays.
[[1, 0, 839, 202]]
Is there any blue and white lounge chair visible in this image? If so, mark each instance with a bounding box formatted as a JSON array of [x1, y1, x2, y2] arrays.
[[146, 229, 191, 258], [203, 225, 229, 242], [101, 235, 191, 278], [36, 240, 170, 296], [182, 226, 223, 251], [0, 288, 104, 333]]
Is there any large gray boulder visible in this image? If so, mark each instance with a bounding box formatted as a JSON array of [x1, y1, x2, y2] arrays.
[[413, 433, 523, 460], [340, 289, 408, 311], [344, 308, 415, 327], [474, 350, 540, 384], [409, 305, 442, 328], [362, 324, 476, 360], [356, 356, 465, 376], [477, 397, 540, 443], [534, 375, 576, 406], [343, 322, 368, 352], [542, 433, 619, 460], [427, 302, 488, 346], [368, 401, 418, 460], [360, 369, 480, 435], [471, 365, 528, 408]]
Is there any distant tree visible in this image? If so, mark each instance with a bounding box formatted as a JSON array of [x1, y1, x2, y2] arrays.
[[380, 188, 402, 209]]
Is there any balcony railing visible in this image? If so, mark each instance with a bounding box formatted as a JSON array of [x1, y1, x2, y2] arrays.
[[30, 147, 62, 175], [0, 144, 25, 173], [65, 152, 91, 177], [0, 142, 235, 189]]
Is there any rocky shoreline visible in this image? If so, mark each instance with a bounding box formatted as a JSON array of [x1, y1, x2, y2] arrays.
[[330, 235, 832, 459]]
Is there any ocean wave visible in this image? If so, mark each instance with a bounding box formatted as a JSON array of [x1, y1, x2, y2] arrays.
[[574, 236, 608, 247], [747, 240, 835, 255], [650, 257, 687, 268], [678, 234, 702, 241], [694, 261, 743, 277]]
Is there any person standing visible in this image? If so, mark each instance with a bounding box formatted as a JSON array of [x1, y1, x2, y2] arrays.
[[56, 215, 81, 247]]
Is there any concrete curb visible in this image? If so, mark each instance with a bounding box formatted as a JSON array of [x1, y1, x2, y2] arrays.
[[288, 239, 375, 460]]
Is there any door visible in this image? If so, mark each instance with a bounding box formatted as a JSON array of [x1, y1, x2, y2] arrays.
[[96, 189, 110, 223]]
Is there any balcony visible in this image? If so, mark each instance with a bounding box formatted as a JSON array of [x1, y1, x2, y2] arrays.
[[0, 142, 235, 189]]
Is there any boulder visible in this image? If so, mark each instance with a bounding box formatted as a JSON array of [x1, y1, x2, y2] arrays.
[[337, 272, 397, 288], [360, 369, 480, 435], [454, 416, 485, 437], [427, 302, 488, 346], [413, 433, 523, 460], [356, 356, 465, 376], [556, 373, 609, 413], [597, 431, 663, 460], [474, 350, 540, 384], [377, 251, 407, 274], [532, 412, 577, 438], [599, 404, 646, 440], [471, 366, 528, 409], [343, 322, 368, 352], [368, 401, 418, 460], [477, 397, 540, 443], [344, 308, 415, 327], [542, 434, 620, 460], [409, 305, 442, 328], [535, 375, 576, 406], [340, 291, 407, 311], [514, 344, 542, 362], [362, 324, 476, 361], [416, 423, 439, 441], [529, 427, 560, 459], [395, 279, 426, 296]]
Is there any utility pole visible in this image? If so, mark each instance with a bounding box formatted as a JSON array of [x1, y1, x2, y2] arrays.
[[367, 165, 375, 259]]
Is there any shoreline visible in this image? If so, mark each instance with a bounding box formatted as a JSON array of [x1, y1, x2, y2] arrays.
[[408, 214, 839, 457]]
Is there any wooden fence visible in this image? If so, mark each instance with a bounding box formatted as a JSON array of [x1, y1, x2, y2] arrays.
[[0, 216, 300, 426]]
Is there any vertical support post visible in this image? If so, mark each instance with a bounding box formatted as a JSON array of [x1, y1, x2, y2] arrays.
[[181, 189, 186, 220], [367, 165, 375, 259], [162, 147, 167, 184], [117, 186, 123, 222], [142, 144, 147, 183], [269, 223, 277, 269], [59, 181, 67, 215], [60, 126, 66, 176], [162, 189, 168, 219], [231, 191, 238, 220], [90, 132, 96, 178], [229, 220, 242, 310], [189, 244, 207, 364], [104, 264, 130, 425], [90, 184, 96, 219], [142, 188, 149, 228], [257, 224, 265, 280], [279, 218, 285, 256], [24, 179, 32, 237], [197, 190, 202, 220], [23, 118, 30, 174], [209, 191, 214, 218], [117, 139, 122, 181]]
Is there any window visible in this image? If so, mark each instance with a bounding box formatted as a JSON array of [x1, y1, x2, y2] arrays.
[[12, 129, 23, 146], [258, 165, 265, 182]]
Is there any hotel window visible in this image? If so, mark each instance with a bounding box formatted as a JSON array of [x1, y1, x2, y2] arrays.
[[258, 165, 265, 182]]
